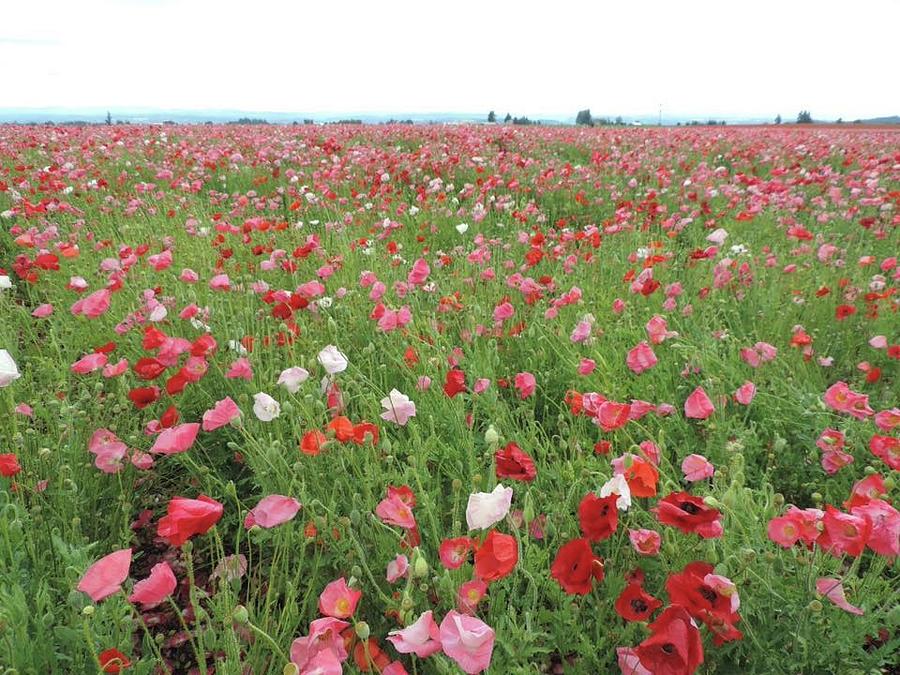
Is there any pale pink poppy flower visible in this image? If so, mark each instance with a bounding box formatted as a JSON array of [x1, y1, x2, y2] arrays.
[[179, 268, 199, 283], [570, 319, 593, 344], [150, 423, 200, 455], [821, 450, 854, 474], [318, 577, 361, 619], [874, 408, 899, 432], [816, 578, 864, 615], [684, 386, 715, 419], [386, 554, 409, 583], [387, 610, 442, 658], [290, 617, 350, 671], [381, 389, 416, 425], [473, 378, 490, 394], [14, 403, 33, 417], [383, 662, 409, 675], [31, 303, 54, 318], [209, 274, 231, 290], [71, 352, 108, 374], [102, 358, 129, 378], [129, 561, 176, 608], [493, 301, 514, 323], [682, 454, 715, 482], [851, 500, 900, 557], [734, 381, 756, 405], [88, 428, 128, 474], [225, 357, 253, 380], [416, 376, 432, 391], [202, 397, 241, 431], [754, 342, 778, 361], [628, 528, 662, 556], [466, 484, 513, 530], [514, 372, 536, 399], [211, 554, 248, 582], [77, 548, 132, 602], [439, 610, 495, 674], [278, 366, 309, 393], [707, 228, 729, 245], [318, 345, 348, 375], [645, 315, 677, 344], [244, 495, 301, 529], [869, 335, 887, 349], [130, 451, 154, 470], [626, 342, 657, 374], [616, 647, 652, 675]]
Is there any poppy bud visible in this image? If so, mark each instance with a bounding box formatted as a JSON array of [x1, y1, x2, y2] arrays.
[[773, 493, 785, 507], [232, 605, 249, 625], [351, 565, 362, 579], [451, 479, 462, 492], [884, 477, 895, 491], [523, 492, 535, 524], [484, 425, 500, 446], [703, 496, 723, 509], [82, 606, 95, 617], [413, 555, 429, 578], [355, 621, 370, 640], [283, 664, 300, 675], [350, 510, 360, 525], [401, 594, 413, 611], [38, 448, 51, 460], [808, 600, 823, 613], [182, 540, 193, 553], [471, 473, 481, 487], [863, 465, 876, 475], [811, 492, 823, 504]]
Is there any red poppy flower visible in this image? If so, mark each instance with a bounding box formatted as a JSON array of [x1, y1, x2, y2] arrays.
[[128, 386, 160, 410], [653, 492, 723, 538], [494, 442, 537, 482], [443, 369, 467, 398], [328, 416, 355, 443], [157, 495, 224, 547], [439, 537, 474, 569], [0, 453, 22, 477], [666, 562, 743, 644], [623, 457, 659, 498], [473, 530, 518, 582], [550, 537, 604, 595], [133, 357, 167, 380], [98, 648, 132, 673], [614, 583, 663, 622], [578, 493, 618, 542], [301, 430, 327, 456], [634, 605, 704, 675], [352, 421, 379, 446]]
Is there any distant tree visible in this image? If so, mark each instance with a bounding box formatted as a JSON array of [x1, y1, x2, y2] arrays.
[[487, 110, 496, 123], [836, 118, 843, 124], [575, 109, 593, 126], [797, 110, 813, 124], [774, 114, 782, 124], [504, 112, 512, 123], [105, 111, 112, 126], [303, 119, 315, 125], [615, 116, 624, 126]]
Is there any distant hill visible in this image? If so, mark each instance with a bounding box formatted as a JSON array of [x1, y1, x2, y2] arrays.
[[855, 115, 900, 125]]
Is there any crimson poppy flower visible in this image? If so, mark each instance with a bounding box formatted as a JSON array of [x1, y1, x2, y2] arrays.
[[666, 562, 743, 644], [300, 430, 326, 456], [653, 492, 723, 538], [634, 605, 704, 675], [494, 442, 537, 482], [133, 357, 167, 380], [128, 386, 160, 409], [473, 530, 518, 582], [614, 583, 663, 622], [578, 493, 618, 542], [550, 537, 604, 595]]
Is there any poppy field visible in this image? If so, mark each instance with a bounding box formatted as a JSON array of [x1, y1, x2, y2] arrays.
[[0, 123, 898, 674]]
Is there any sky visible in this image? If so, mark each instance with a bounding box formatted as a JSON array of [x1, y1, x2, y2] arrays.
[[1, 0, 897, 120]]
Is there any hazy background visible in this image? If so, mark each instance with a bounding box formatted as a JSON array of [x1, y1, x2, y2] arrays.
[[2, 0, 897, 123]]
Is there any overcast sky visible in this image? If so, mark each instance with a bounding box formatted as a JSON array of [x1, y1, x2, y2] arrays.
[[2, 0, 897, 119]]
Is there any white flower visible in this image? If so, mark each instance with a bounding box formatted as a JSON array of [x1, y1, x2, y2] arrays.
[[278, 366, 309, 393], [317, 297, 333, 309], [465, 484, 513, 530], [252, 393, 281, 422], [0, 275, 12, 290], [318, 345, 348, 375], [600, 474, 632, 511], [455, 222, 469, 234], [228, 340, 248, 355], [0, 350, 21, 387]]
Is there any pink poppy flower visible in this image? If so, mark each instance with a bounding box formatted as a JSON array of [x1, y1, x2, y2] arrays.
[[439, 610, 495, 674], [31, 303, 54, 318], [244, 495, 301, 529], [416, 376, 432, 391], [150, 423, 200, 455], [628, 529, 661, 556], [71, 288, 111, 318], [816, 578, 864, 615], [684, 386, 715, 419], [387, 610, 442, 658], [578, 358, 596, 375], [129, 561, 176, 608], [514, 372, 536, 399], [383, 662, 409, 675], [88, 428, 128, 474], [209, 274, 231, 290], [681, 454, 714, 481], [225, 357, 253, 380], [386, 554, 409, 583], [14, 403, 33, 417], [102, 358, 129, 378], [734, 381, 756, 405], [202, 397, 242, 431], [851, 499, 900, 557], [318, 577, 361, 619], [570, 320, 593, 343], [77, 548, 132, 602], [493, 301, 514, 323], [71, 352, 108, 374], [626, 342, 658, 374], [457, 579, 488, 614], [408, 258, 430, 285], [291, 617, 350, 671], [645, 315, 677, 344], [616, 647, 652, 675], [380, 389, 416, 426], [874, 408, 900, 432], [376, 493, 416, 529], [472, 378, 490, 394]]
